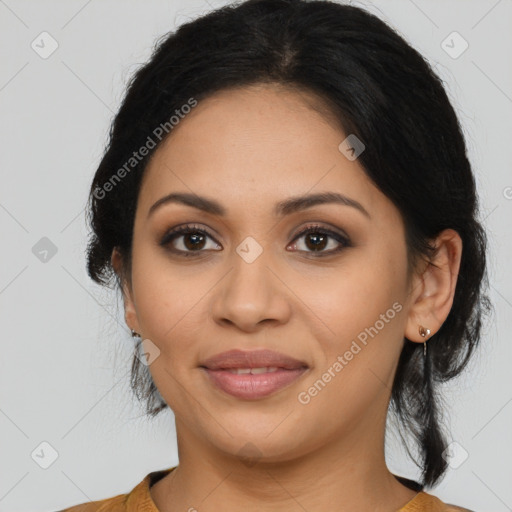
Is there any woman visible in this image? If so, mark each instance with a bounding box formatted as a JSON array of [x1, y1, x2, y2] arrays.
[[62, 0, 491, 510]]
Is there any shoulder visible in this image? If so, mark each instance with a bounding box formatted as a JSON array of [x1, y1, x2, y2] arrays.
[[56, 475, 145, 511], [55, 466, 175, 512], [401, 491, 475, 512], [431, 494, 476, 512], [56, 492, 128, 511]]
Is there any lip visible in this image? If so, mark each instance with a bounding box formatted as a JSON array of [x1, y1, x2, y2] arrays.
[[201, 367, 308, 400], [199, 349, 309, 400], [199, 349, 308, 370]]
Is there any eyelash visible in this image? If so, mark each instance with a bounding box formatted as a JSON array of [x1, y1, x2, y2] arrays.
[[160, 223, 351, 258]]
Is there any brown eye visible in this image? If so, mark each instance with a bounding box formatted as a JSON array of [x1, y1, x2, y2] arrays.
[[288, 224, 351, 256], [160, 223, 351, 258], [160, 224, 221, 256]]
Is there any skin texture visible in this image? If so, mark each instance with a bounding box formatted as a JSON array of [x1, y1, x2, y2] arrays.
[[111, 83, 462, 511]]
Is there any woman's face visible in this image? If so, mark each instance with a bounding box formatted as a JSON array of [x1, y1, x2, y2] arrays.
[[117, 83, 424, 463]]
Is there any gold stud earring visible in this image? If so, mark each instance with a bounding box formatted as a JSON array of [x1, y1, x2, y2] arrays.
[[419, 325, 431, 356]]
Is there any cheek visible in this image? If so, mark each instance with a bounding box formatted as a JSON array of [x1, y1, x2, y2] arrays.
[[303, 247, 406, 337], [130, 244, 219, 370], [295, 277, 406, 434], [130, 262, 206, 412], [299, 238, 408, 388]]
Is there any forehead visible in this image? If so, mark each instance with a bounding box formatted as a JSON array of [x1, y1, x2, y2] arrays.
[[138, 84, 383, 220]]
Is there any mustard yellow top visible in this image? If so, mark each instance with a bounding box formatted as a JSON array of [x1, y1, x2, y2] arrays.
[[59, 466, 473, 511]]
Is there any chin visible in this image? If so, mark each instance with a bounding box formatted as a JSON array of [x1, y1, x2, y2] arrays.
[[205, 428, 311, 467]]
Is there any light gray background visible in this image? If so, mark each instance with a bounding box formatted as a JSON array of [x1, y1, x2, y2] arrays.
[[0, 0, 511, 510]]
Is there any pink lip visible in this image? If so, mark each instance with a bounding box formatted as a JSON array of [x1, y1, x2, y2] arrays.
[[201, 367, 308, 400], [199, 349, 309, 400], [199, 348, 308, 370]]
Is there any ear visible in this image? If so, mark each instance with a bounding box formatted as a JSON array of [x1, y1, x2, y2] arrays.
[[111, 247, 140, 334], [405, 229, 463, 344]]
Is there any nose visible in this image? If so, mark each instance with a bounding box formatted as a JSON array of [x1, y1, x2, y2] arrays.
[[209, 248, 292, 333]]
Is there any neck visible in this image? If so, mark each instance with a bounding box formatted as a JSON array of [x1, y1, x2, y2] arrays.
[[151, 412, 419, 512]]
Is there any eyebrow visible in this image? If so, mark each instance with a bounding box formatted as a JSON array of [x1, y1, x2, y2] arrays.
[[147, 191, 371, 219]]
